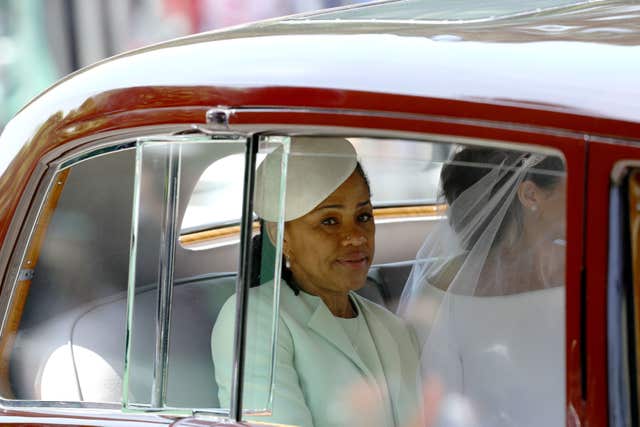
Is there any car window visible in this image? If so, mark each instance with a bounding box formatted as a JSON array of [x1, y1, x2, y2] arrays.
[[182, 137, 451, 236], [181, 153, 266, 234], [228, 135, 567, 427], [7, 147, 135, 402], [1, 134, 286, 415], [350, 137, 452, 206], [125, 135, 287, 414], [5, 132, 567, 427]]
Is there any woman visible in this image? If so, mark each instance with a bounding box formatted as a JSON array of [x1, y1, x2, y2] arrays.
[[398, 147, 567, 427], [212, 137, 420, 427]]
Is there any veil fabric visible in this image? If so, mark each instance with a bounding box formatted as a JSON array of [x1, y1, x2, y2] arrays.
[[397, 149, 567, 427]]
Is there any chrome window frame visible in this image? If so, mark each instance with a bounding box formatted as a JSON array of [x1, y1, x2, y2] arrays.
[[122, 133, 250, 417]]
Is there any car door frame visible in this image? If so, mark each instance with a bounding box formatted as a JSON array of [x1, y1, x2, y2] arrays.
[[207, 102, 588, 425], [585, 138, 640, 427], [0, 86, 594, 425]]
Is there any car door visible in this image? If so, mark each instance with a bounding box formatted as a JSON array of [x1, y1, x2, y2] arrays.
[[0, 95, 585, 426], [589, 138, 640, 427], [170, 102, 584, 426]]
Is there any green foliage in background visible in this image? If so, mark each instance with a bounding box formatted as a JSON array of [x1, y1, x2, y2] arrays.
[[1, 0, 59, 126]]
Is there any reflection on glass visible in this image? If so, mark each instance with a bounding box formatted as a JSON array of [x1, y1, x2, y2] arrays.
[[10, 149, 136, 403], [211, 136, 289, 416], [182, 137, 452, 233], [124, 136, 247, 412], [212, 136, 423, 427], [399, 147, 567, 427], [181, 153, 266, 233]]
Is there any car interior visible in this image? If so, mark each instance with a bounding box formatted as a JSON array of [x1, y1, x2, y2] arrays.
[[8, 138, 442, 408]]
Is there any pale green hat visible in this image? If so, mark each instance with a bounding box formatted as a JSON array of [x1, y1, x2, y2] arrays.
[[254, 137, 357, 222]]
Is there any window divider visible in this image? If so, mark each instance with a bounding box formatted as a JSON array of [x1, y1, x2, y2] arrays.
[[230, 133, 259, 421], [151, 143, 182, 408]]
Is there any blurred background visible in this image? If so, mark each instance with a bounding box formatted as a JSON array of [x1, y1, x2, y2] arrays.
[[0, 0, 368, 130]]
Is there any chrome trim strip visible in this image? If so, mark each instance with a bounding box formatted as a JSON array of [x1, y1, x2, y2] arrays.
[[230, 134, 257, 421], [0, 160, 48, 296], [43, 125, 196, 170], [208, 106, 594, 141], [588, 134, 640, 148], [152, 143, 182, 408], [59, 141, 136, 170], [214, 123, 568, 159], [0, 166, 57, 336], [266, 137, 290, 412], [0, 400, 121, 410], [123, 142, 143, 408]]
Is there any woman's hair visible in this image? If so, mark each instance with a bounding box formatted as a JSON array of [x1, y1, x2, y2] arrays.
[[440, 147, 564, 250], [354, 161, 371, 195]]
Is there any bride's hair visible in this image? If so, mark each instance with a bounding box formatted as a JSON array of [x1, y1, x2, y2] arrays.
[[439, 147, 564, 250]]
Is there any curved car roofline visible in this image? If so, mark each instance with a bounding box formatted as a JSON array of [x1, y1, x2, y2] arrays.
[[9, 0, 640, 130], [18, 0, 640, 116]]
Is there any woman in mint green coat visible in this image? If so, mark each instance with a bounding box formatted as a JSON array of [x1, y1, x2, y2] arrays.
[[212, 137, 420, 427]]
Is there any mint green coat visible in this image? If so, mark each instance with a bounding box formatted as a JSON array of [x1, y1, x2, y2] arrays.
[[212, 280, 421, 427]]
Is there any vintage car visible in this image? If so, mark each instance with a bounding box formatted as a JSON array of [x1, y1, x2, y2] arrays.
[[0, 0, 639, 425]]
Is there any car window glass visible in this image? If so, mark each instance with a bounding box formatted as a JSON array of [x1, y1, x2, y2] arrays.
[[182, 137, 451, 234], [232, 135, 567, 427], [7, 147, 135, 402], [181, 153, 266, 234], [350, 137, 451, 206], [125, 135, 287, 414], [398, 143, 567, 427]]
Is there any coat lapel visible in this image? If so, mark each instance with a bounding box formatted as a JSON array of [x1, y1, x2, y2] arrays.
[[305, 295, 375, 379], [357, 297, 405, 426]]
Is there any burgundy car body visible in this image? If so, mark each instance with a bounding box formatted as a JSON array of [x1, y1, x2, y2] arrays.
[[0, 1, 639, 425]]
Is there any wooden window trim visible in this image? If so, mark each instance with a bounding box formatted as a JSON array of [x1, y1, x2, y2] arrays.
[[0, 170, 70, 398], [179, 204, 446, 247]]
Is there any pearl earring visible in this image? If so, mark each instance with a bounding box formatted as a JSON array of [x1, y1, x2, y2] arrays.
[[531, 204, 538, 212]]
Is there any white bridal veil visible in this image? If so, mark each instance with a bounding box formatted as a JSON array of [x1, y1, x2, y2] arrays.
[[398, 147, 567, 427]]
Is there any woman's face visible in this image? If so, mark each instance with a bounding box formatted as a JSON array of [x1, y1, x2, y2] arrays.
[[283, 170, 375, 297]]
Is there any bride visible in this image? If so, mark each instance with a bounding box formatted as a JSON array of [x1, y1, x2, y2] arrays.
[[398, 146, 567, 427]]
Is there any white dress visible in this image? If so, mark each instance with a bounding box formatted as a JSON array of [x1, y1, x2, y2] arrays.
[[418, 284, 565, 427]]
